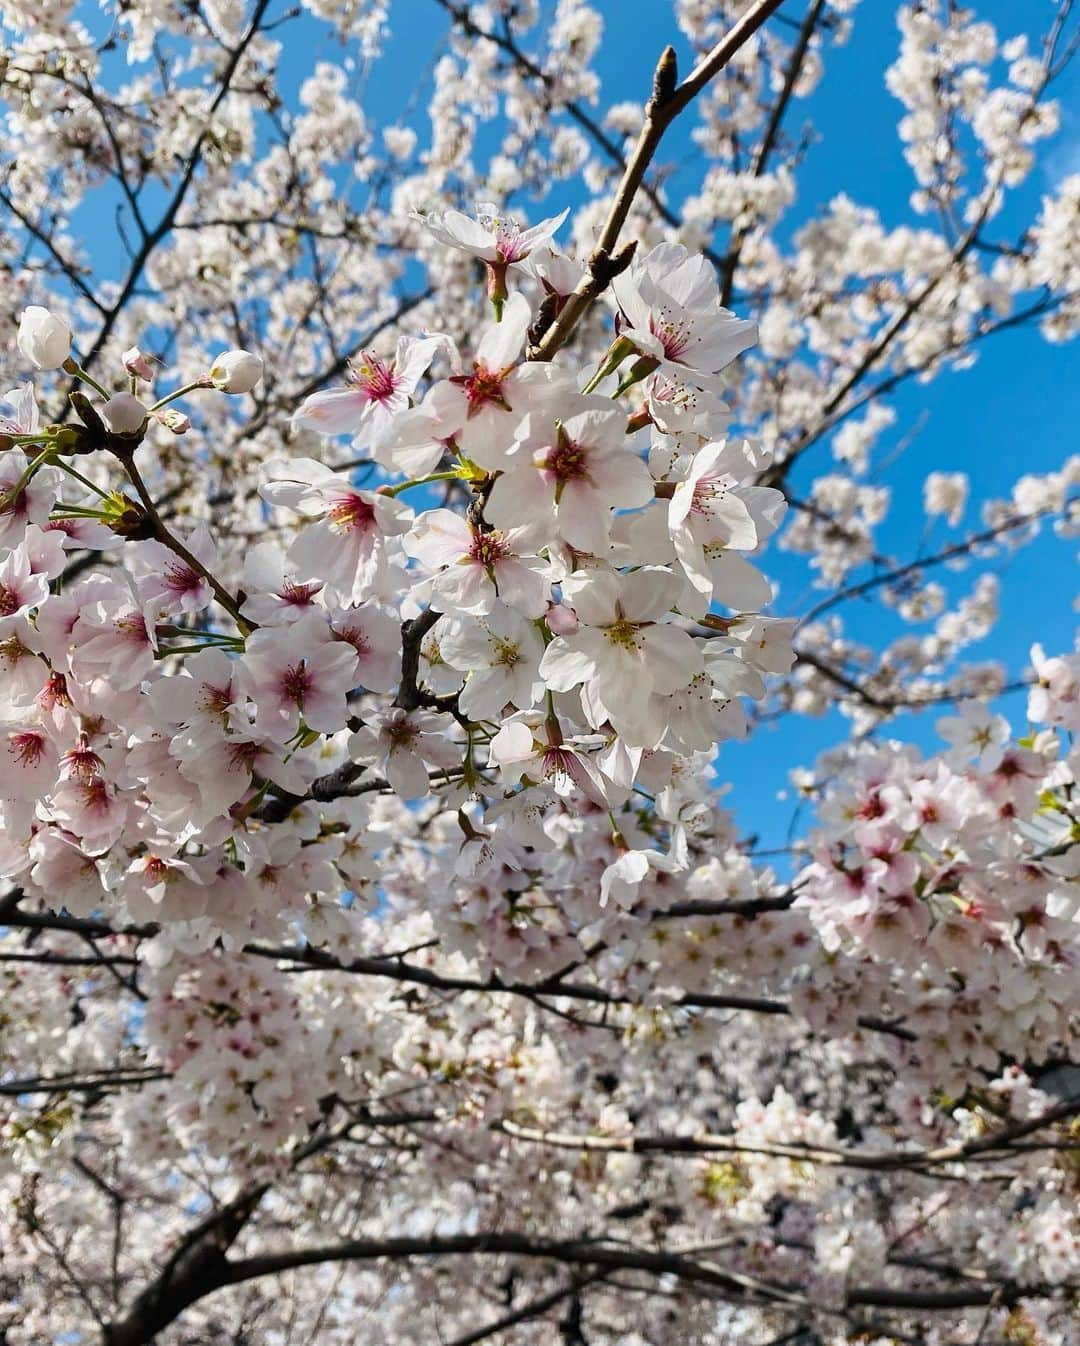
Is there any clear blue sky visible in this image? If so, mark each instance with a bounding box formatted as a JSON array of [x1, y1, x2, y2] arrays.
[[60, 0, 1080, 859]]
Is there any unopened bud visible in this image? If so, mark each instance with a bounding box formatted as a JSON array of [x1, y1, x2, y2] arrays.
[[545, 601, 579, 637], [122, 346, 156, 382], [208, 349, 263, 394], [100, 393, 148, 436], [17, 306, 73, 371], [155, 408, 190, 435]]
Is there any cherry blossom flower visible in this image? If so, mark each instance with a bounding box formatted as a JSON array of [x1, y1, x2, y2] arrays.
[[668, 438, 785, 611], [0, 725, 59, 802], [146, 646, 249, 736], [0, 546, 49, 625], [293, 335, 445, 448], [243, 614, 359, 739], [328, 601, 401, 692], [937, 702, 1011, 768], [485, 401, 654, 554], [46, 775, 129, 853], [539, 567, 703, 745], [71, 581, 158, 690], [428, 293, 575, 469], [348, 707, 461, 799], [170, 731, 309, 821], [240, 543, 325, 627], [611, 242, 757, 390], [404, 508, 550, 617], [418, 202, 568, 313], [419, 201, 569, 267], [488, 716, 611, 806], [439, 602, 544, 719], [133, 526, 217, 618], [261, 458, 413, 604]]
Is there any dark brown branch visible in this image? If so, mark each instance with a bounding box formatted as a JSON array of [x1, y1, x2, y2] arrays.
[[532, 0, 787, 360], [720, 0, 827, 305], [103, 1226, 1061, 1344], [493, 1097, 1080, 1172]]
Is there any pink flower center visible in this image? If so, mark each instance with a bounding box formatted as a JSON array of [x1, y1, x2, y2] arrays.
[[336, 625, 369, 656], [280, 579, 321, 607], [197, 682, 234, 716], [544, 431, 589, 484], [451, 364, 512, 419], [387, 719, 419, 750], [328, 493, 377, 534], [116, 613, 150, 645], [164, 560, 203, 596], [80, 778, 112, 816], [0, 583, 19, 617], [479, 211, 530, 263], [649, 308, 695, 361], [62, 737, 105, 781], [690, 475, 734, 516], [469, 529, 510, 567], [227, 741, 262, 773], [279, 663, 314, 705], [350, 353, 399, 405]]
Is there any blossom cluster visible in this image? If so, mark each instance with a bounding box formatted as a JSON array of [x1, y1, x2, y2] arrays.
[[2, 1, 1080, 1343], [0, 226, 791, 961]]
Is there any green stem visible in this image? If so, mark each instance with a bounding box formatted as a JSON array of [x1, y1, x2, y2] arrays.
[[51, 505, 111, 519], [55, 459, 112, 501], [4, 432, 52, 446], [4, 446, 57, 504], [148, 379, 209, 413], [64, 360, 112, 401], [384, 470, 467, 498]]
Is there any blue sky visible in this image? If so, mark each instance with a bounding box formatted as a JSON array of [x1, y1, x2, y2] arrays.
[[43, 1, 1080, 859]]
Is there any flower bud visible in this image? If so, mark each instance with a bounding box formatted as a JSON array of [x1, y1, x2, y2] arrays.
[[155, 408, 190, 435], [209, 349, 263, 394], [100, 393, 148, 435], [17, 306, 73, 370], [545, 601, 579, 636], [122, 346, 156, 382]]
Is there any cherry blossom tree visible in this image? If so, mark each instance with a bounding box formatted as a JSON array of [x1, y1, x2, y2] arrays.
[[0, 0, 1078, 1343]]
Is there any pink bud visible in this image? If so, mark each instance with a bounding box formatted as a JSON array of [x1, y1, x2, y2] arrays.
[[155, 408, 191, 435], [545, 601, 578, 636], [122, 346, 156, 382]]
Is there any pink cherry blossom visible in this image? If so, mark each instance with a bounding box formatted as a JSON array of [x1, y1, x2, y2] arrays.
[[293, 335, 446, 448], [243, 613, 359, 739], [261, 457, 413, 604], [404, 508, 550, 617]]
